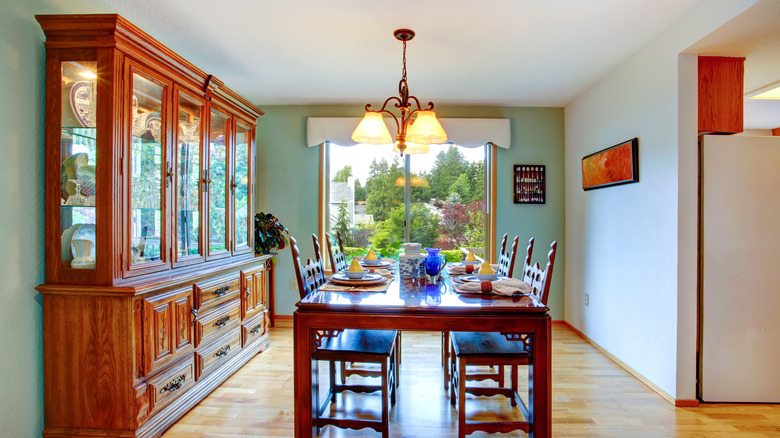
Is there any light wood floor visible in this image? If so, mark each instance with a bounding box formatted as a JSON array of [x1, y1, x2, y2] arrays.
[[162, 320, 780, 437]]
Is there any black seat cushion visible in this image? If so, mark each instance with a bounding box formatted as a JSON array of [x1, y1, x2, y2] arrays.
[[451, 331, 529, 357], [318, 329, 397, 356]]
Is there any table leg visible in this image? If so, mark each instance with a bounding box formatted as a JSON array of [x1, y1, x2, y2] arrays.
[[293, 312, 315, 438], [530, 316, 552, 437]]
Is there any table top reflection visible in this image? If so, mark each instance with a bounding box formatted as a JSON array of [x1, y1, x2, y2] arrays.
[[297, 274, 548, 315]]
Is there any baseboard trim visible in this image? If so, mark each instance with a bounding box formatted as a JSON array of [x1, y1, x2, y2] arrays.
[[557, 321, 696, 407], [275, 314, 293, 320]]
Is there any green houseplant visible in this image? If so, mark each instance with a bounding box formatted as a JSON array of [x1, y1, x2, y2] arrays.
[[254, 212, 289, 255]]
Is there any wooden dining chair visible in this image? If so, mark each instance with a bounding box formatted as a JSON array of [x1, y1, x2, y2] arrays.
[[496, 233, 520, 277], [442, 235, 531, 391], [325, 231, 349, 273], [449, 240, 557, 438], [291, 235, 398, 438]]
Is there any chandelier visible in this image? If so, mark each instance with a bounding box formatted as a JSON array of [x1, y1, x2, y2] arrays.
[[351, 29, 447, 155]]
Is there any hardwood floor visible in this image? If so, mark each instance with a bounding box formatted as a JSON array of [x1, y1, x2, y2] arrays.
[[162, 320, 780, 437]]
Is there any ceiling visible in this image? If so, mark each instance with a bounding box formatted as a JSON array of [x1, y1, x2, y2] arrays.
[[97, 0, 778, 129]]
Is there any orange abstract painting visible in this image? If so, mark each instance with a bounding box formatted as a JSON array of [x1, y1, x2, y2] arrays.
[[581, 138, 638, 190]]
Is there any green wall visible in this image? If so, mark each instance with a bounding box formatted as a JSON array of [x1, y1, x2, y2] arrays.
[[1, 1, 110, 436], [255, 105, 565, 319]]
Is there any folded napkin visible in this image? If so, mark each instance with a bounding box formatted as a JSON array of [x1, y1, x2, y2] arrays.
[[453, 277, 531, 296], [372, 268, 394, 278], [447, 263, 499, 276]]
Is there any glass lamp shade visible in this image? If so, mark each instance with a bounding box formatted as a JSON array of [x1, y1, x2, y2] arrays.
[[393, 141, 429, 154], [351, 112, 393, 144], [405, 110, 447, 145]]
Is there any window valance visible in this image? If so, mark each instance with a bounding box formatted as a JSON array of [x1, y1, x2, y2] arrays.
[[306, 117, 511, 149]]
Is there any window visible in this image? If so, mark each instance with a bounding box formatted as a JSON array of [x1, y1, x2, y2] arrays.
[[324, 142, 494, 264]]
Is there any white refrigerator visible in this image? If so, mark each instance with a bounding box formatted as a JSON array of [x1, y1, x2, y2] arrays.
[[700, 134, 780, 402]]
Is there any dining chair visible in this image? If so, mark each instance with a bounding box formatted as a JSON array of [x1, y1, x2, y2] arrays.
[[325, 231, 349, 273], [449, 240, 557, 438], [496, 233, 520, 277], [318, 232, 401, 384], [291, 235, 399, 437], [442, 235, 530, 391]]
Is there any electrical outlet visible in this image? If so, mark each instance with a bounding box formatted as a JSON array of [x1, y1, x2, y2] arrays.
[[584, 293, 589, 306], [290, 279, 297, 290]]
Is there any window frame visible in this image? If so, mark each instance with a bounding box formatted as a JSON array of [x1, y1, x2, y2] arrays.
[[318, 142, 498, 271]]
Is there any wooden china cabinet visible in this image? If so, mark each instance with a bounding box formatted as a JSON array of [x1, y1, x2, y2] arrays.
[[36, 14, 270, 438]]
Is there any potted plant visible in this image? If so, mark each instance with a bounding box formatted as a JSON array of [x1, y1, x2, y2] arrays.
[[254, 212, 289, 255]]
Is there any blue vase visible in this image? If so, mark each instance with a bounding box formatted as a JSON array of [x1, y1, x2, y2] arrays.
[[424, 247, 446, 276]]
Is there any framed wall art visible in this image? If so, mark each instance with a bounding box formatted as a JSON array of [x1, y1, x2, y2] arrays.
[[581, 138, 639, 191], [514, 165, 545, 204]]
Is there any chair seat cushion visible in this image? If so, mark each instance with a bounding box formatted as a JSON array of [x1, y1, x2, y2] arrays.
[[451, 331, 530, 357], [319, 329, 397, 356]]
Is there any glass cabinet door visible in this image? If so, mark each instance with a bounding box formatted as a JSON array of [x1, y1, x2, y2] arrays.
[[129, 70, 167, 268], [233, 121, 252, 253], [174, 91, 204, 264], [60, 61, 98, 270], [207, 108, 230, 257]]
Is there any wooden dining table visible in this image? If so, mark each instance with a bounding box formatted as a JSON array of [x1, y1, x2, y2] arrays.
[[293, 272, 552, 437]]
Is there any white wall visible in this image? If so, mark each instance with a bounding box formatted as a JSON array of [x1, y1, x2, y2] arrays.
[[564, 0, 758, 399]]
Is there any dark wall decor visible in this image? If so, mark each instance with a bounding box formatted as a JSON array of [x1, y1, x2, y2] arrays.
[[514, 165, 546, 204], [581, 138, 639, 190]]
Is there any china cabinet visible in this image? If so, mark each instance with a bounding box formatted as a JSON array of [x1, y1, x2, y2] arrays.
[[36, 14, 269, 438]]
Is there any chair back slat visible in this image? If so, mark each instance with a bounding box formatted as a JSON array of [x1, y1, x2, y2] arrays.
[[290, 235, 327, 299], [496, 234, 520, 277], [521, 240, 557, 305], [326, 232, 348, 273]]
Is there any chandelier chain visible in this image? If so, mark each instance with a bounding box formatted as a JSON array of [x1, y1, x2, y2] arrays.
[[402, 40, 407, 82]]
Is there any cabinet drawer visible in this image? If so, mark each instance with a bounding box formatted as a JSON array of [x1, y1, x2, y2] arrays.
[[194, 299, 241, 348], [195, 327, 241, 380], [242, 312, 267, 348], [147, 357, 195, 415], [194, 274, 241, 310]]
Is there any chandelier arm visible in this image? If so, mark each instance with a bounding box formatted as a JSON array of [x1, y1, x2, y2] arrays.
[[375, 107, 401, 133]]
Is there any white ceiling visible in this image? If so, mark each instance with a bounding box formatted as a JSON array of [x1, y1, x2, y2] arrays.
[[97, 0, 778, 129]]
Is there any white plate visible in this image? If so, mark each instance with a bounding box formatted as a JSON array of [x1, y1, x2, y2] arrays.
[[459, 275, 511, 283], [70, 81, 95, 127], [331, 273, 384, 282]]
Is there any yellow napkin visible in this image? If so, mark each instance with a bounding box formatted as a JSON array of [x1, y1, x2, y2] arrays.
[[454, 278, 532, 296]]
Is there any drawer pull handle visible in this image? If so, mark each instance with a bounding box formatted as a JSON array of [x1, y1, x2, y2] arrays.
[[249, 324, 263, 335], [213, 316, 230, 328], [160, 374, 187, 393], [212, 285, 231, 297], [213, 345, 231, 359], [244, 286, 251, 297]]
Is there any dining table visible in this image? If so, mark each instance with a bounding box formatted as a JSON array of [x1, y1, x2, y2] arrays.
[[293, 269, 552, 437]]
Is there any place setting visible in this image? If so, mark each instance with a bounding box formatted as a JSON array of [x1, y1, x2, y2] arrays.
[[451, 261, 532, 296], [320, 259, 393, 292]]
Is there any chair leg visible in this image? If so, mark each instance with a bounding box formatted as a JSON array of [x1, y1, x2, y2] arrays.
[[457, 356, 467, 438], [397, 331, 402, 365], [510, 364, 518, 407], [390, 344, 397, 405], [340, 361, 346, 384], [498, 363, 505, 386], [442, 331, 450, 390], [381, 358, 389, 438], [329, 360, 337, 403], [449, 339, 457, 403]]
